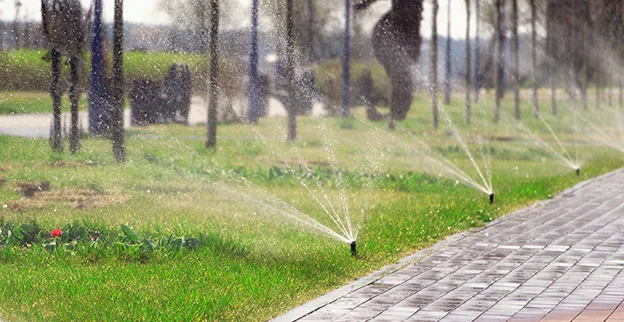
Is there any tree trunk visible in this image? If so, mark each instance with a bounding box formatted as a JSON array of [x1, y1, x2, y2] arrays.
[[512, 0, 520, 120], [286, 0, 297, 141], [596, 71, 601, 109], [465, 0, 471, 124], [550, 76, 557, 115], [431, 0, 439, 129], [530, 0, 539, 117], [206, 0, 220, 148], [50, 49, 63, 153], [545, 0, 556, 116], [608, 80, 613, 107], [493, 0, 503, 123], [307, 0, 314, 62], [69, 58, 80, 154], [342, 0, 351, 118], [248, 0, 260, 124], [13, 1, 21, 49], [89, 0, 107, 135], [275, 0, 284, 89], [620, 82, 623, 108], [474, 0, 481, 102], [198, 1, 209, 53], [111, 0, 125, 162], [443, 1, 452, 104]]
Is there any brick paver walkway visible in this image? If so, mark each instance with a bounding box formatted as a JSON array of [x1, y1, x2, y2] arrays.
[[276, 170, 624, 322]]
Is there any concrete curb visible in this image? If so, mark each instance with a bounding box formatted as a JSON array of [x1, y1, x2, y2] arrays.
[[272, 169, 621, 322]]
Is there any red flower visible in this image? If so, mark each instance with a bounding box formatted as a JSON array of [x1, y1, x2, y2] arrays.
[[50, 229, 63, 238], [92, 235, 99, 241]]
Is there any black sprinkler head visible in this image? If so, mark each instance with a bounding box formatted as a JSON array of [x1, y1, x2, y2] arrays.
[[576, 168, 580, 176], [350, 241, 357, 257], [489, 193, 495, 205]]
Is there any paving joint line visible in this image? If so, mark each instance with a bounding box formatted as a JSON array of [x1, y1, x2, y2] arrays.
[[273, 169, 623, 322]]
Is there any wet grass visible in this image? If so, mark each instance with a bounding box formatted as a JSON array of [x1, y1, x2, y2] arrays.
[[0, 91, 89, 115], [0, 93, 622, 321]]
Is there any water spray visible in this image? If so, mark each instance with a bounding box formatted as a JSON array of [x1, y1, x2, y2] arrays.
[[489, 193, 495, 205], [350, 240, 357, 257]]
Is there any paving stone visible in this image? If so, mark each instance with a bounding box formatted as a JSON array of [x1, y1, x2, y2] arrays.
[[278, 171, 624, 322]]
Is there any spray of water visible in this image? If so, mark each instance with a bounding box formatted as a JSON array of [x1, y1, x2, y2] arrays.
[[247, 120, 358, 243], [353, 114, 492, 196], [134, 122, 355, 244], [501, 112, 579, 170], [438, 105, 493, 194]]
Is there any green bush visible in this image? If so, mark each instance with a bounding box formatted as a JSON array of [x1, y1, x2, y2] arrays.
[[0, 219, 237, 263], [0, 49, 245, 95], [314, 58, 390, 108]]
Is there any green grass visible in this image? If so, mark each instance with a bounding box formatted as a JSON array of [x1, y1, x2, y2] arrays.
[[0, 92, 622, 321], [0, 49, 244, 94], [0, 92, 89, 115]]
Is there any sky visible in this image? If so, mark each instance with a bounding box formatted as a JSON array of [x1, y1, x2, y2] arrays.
[[0, 0, 483, 40]]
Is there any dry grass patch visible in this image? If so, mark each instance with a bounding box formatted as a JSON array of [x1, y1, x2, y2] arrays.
[[7, 188, 127, 211], [15, 181, 50, 197]]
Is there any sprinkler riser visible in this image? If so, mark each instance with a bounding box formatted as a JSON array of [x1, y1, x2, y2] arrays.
[[350, 241, 357, 257], [576, 168, 580, 176], [489, 193, 495, 205]]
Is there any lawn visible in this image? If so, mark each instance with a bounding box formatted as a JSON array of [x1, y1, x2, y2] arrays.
[[0, 92, 89, 115], [0, 91, 622, 321]]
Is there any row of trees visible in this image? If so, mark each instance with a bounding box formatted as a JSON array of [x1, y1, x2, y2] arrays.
[[37, 0, 623, 155], [41, 0, 125, 162], [432, 0, 624, 128]]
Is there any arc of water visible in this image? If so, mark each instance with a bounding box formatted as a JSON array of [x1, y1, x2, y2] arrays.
[[279, 136, 349, 239], [316, 118, 354, 239], [211, 180, 350, 243], [501, 112, 578, 169], [249, 124, 354, 241], [350, 123, 387, 241], [567, 106, 624, 152], [133, 123, 353, 243], [475, 133, 493, 193], [206, 162, 353, 243], [589, 103, 624, 150], [534, 111, 577, 167], [574, 103, 579, 167], [408, 138, 489, 193], [438, 105, 492, 194], [353, 115, 490, 195], [265, 117, 355, 241]]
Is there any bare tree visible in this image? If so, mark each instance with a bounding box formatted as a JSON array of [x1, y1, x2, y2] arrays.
[[286, 0, 297, 141], [432, 0, 439, 129], [206, 0, 220, 148], [160, 0, 208, 52], [465, 0, 471, 124], [13, 1, 21, 49], [111, 0, 125, 162], [41, 0, 61, 152], [307, 0, 314, 62], [530, 0, 538, 117], [443, 1, 452, 104], [493, 0, 504, 123], [474, 0, 481, 102], [41, 0, 89, 153], [511, 0, 519, 119]]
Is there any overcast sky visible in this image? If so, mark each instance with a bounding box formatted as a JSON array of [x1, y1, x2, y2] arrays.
[[0, 0, 484, 40]]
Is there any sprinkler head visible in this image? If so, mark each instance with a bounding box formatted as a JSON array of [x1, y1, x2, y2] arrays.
[[575, 168, 580, 176], [350, 241, 357, 257], [489, 193, 495, 205]]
